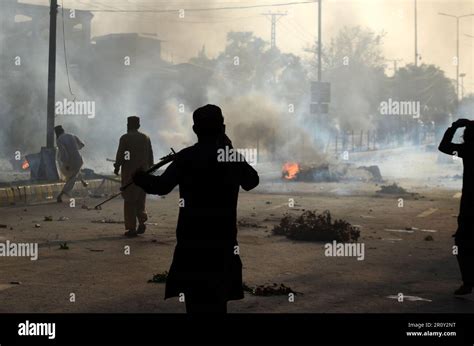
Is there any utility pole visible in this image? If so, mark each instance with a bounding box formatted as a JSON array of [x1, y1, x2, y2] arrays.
[[317, 0, 322, 81], [414, 0, 418, 67], [438, 12, 474, 108], [460, 73, 466, 100], [261, 11, 287, 49], [46, 0, 58, 149]]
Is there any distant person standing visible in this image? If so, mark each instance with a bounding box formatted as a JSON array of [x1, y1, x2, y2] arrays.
[[439, 118, 474, 295], [114, 116, 154, 238], [55, 125, 87, 203]]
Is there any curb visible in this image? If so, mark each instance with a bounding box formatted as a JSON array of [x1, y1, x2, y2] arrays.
[[0, 179, 120, 207]]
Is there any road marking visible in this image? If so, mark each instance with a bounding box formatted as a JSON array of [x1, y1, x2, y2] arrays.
[[417, 208, 438, 218]]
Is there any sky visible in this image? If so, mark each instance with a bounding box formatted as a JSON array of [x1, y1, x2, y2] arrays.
[[17, 0, 474, 94]]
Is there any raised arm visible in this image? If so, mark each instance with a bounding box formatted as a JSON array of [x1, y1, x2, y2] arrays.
[[438, 119, 469, 157], [133, 161, 179, 196]]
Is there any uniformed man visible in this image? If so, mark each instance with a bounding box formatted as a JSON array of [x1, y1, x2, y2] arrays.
[[114, 116, 154, 237], [133, 104, 259, 313], [55, 125, 88, 203]]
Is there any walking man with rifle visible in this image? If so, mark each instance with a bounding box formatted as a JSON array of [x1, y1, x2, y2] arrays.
[[114, 116, 154, 237]]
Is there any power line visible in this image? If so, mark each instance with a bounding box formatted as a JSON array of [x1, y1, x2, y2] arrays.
[[278, 20, 314, 47], [86, 1, 318, 13]]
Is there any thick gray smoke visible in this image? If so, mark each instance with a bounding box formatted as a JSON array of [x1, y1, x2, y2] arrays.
[[1, 0, 468, 181]]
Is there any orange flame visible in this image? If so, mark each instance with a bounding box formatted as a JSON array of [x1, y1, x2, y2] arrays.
[[282, 162, 299, 180], [22, 159, 30, 170]]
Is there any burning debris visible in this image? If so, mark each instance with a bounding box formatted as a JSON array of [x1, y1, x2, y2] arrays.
[[281, 162, 382, 183], [282, 162, 300, 180], [282, 163, 337, 182], [21, 160, 29, 170], [272, 210, 360, 242]]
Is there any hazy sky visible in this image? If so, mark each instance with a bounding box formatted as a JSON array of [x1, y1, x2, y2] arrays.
[[19, 0, 474, 94]]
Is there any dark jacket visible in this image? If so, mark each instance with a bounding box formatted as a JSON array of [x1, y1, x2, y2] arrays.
[[135, 141, 259, 302], [439, 126, 474, 247]]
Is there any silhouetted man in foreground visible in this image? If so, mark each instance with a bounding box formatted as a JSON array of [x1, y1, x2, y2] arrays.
[[114, 116, 154, 237], [55, 125, 87, 202], [133, 104, 259, 313], [439, 118, 474, 295]]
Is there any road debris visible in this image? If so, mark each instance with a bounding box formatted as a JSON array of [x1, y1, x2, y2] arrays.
[[91, 219, 124, 224], [242, 282, 300, 296], [148, 271, 168, 283], [237, 219, 267, 229], [272, 210, 360, 242]]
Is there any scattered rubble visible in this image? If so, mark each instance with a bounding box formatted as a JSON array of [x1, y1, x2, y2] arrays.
[[272, 210, 360, 242], [34, 224, 40, 228], [377, 183, 415, 195], [242, 282, 300, 296], [0, 224, 7, 228], [424, 235, 434, 241], [237, 219, 267, 229], [58, 216, 69, 221], [148, 271, 168, 283], [282, 162, 383, 182], [44, 216, 53, 222], [59, 242, 69, 250], [92, 219, 124, 224]]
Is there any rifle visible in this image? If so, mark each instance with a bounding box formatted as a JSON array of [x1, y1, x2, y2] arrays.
[[93, 148, 176, 210]]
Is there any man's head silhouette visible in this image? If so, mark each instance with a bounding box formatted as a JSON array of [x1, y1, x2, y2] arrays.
[[192, 104, 225, 140], [54, 125, 65, 138], [127, 116, 140, 131]]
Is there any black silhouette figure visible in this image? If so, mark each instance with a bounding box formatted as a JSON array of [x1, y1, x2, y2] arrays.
[[439, 118, 474, 295], [133, 104, 259, 312]]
